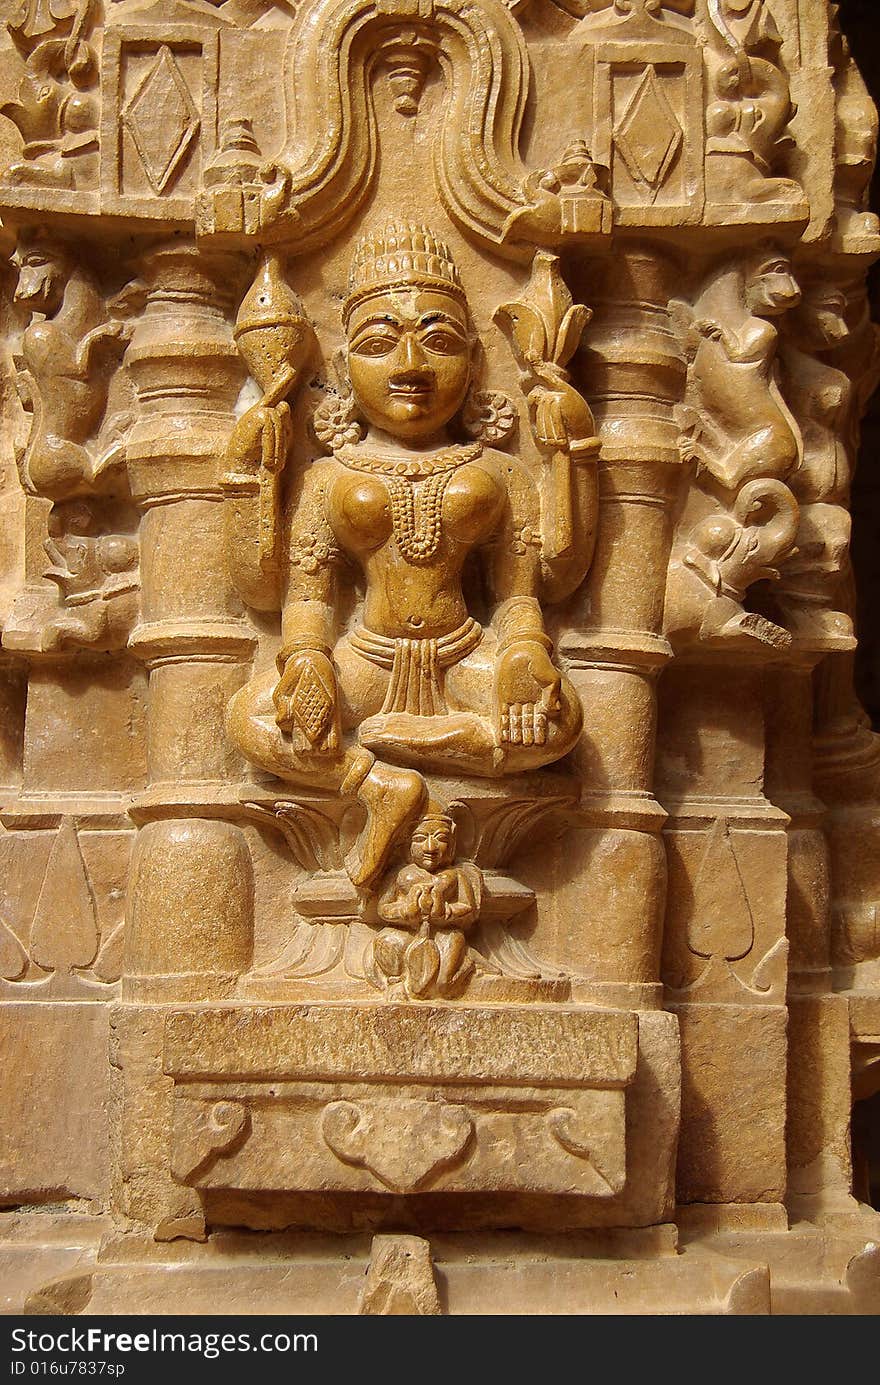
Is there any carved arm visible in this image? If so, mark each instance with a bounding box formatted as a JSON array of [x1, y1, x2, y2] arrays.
[[271, 466, 343, 751], [221, 400, 294, 611], [494, 252, 599, 606], [74, 319, 131, 377]]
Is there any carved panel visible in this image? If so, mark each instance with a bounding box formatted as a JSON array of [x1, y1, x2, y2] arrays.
[[101, 23, 220, 217], [165, 1004, 636, 1197], [588, 34, 704, 224]]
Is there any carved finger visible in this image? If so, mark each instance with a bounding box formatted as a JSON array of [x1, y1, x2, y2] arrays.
[[521, 703, 535, 746], [510, 702, 523, 745], [274, 696, 293, 730], [534, 709, 548, 745], [539, 677, 562, 719]]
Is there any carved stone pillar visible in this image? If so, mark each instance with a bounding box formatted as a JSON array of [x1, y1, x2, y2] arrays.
[[562, 245, 682, 1009], [656, 657, 789, 1213], [115, 240, 253, 1238], [122, 241, 254, 998], [765, 661, 853, 1214]]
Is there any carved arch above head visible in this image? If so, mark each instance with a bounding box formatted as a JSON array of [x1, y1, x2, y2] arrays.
[[248, 0, 610, 258]]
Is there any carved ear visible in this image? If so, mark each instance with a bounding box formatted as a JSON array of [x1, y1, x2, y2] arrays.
[[107, 279, 148, 319], [445, 800, 475, 857]]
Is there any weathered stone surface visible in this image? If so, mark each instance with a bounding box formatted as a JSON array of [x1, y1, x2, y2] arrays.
[[0, 0, 879, 1316], [674, 1005, 788, 1205], [358, 1235, 441, 1315], [0, 1005, 110, 1206]]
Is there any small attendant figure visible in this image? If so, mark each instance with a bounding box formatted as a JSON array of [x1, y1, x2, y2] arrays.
[[374, 806, 482, 998]]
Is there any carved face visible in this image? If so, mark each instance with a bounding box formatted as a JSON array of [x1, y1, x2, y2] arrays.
[[747, 256, 801, 317], [796, 285, 850, 349], [12, 246, 66, 316], [346, 287, 471, 442], [410, 818, 456, 872]]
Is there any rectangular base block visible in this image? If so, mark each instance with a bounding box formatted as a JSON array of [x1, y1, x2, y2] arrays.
[[164, 1004, 638, 1199]]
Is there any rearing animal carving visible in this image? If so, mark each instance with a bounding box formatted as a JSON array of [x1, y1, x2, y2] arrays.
[[11, 235, 134, 501]]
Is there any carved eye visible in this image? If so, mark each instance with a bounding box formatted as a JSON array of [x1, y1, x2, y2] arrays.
[[353, 334, 397, 357], [421, 329, 463, 355]]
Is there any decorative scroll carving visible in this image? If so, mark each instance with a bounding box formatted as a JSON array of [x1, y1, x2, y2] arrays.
[[166, 1002, 635, 1200], [2, 0, 99, 190], [547, 1101, 624, 1195], [171, 1099, 250, 1182], [667, 247, 803, 648], [229, 0, 611, 254], [1, 817, 124, 993], [321, 1098, 473, 1191], [662, 815, 791, 1004]]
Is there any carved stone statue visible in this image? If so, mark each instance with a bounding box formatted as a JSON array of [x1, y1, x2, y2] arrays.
[[226, 223, 595, 890], [703, 0, 802, 205], [11, 234, 133, 500], [2, 0, 99, 189], [668, 246, 803, 646], [373, 803, 482, 998], [40, 501, 139, 652], [831, 15, 880, 242], [775, 282, 860, 645]]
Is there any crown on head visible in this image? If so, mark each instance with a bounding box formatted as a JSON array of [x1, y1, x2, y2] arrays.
[[414, 800, 457, 832], [343, 222, 465, 324]]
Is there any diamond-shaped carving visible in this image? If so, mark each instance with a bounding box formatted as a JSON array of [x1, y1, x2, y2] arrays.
[[614, 66, 683, 201], [122, 45, 200, 195]]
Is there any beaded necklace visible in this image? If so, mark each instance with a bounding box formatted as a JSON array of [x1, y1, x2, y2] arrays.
[[337, 442, 481, 565]]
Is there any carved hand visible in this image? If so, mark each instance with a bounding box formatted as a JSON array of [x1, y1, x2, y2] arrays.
[[227, 401, 293, 477], [495, 640, 563, 747], [528, 374, 595, 452], [273, 648, 339, 752]]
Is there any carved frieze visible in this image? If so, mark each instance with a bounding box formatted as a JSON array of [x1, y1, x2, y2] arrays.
[[165, 1003, 637, 1198], [0, 0, 879, 1298]]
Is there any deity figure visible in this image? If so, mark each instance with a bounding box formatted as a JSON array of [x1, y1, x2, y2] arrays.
[[226, 224, 596, 892], [373, 805, 482, 998]]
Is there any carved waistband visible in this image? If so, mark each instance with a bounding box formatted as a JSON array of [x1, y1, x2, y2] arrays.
[[349, 618, 482, 717]]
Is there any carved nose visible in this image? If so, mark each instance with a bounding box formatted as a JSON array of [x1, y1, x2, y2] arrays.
[[401, 333, 427, 371]]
